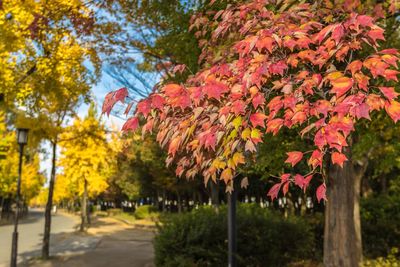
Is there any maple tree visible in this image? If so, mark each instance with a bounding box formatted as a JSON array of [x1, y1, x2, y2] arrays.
[[104, 0, 400, 265], [106, 0, 400, 200]]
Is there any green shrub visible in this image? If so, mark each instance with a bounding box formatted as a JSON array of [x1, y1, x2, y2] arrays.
[[154, 204, 316, 267], [362, 248, 400, 267], [134, 205, 158, 220], [361, 194, 400, 258]]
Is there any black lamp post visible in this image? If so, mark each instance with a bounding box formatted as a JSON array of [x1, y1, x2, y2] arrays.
[[10, 128, 29, 267], [227, 190, 237, 267]]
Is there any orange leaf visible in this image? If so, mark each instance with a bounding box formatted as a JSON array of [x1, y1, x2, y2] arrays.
[[385, 100, 400, 123], [330, 77, 353, 97], [221, 168, 233, 184], [366, 94, 385, 111], [168, 137, 181, 157], [232, 152, 245, 167], [266, 118, 284, 135], [331, 152, 347, 167], [346, 60, 363, 75], [256, 36, 274, 53]]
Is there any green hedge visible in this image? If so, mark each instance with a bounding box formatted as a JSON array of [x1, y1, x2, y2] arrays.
[[361, 194, 400, 258], [154, 204, 316, 267], [134, 205, 158, 220]]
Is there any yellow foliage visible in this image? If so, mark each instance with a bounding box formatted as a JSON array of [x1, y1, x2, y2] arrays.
[[0, 0, 99, 109], [0, 112, 44, 202], [55, 106, 119, 202]]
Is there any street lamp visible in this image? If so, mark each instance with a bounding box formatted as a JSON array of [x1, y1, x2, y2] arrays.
[[227, 190, 237, 267], [10, 128, 29, 267]]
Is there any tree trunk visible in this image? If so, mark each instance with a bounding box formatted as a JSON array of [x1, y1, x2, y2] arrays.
[[42, 141, 57, 260], [380, 175, 388, 194], [177, 191, 182, 213], [210, 180, 219, 213], [162, 189, 166, 212], [0, 197, 4, 220], [324, 148, 364, 267], [80, 179, 89, 231]]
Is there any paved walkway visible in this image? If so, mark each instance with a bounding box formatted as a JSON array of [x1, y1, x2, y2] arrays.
[[24, 216, 155, 267], [0, 209, 79, 267]]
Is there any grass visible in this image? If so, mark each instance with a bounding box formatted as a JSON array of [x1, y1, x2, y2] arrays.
[[113, 212, 137, 224]]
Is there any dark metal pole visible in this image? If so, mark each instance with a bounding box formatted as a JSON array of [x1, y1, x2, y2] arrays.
[[227, 190, 237, 267], [11, 144, 24, 267]]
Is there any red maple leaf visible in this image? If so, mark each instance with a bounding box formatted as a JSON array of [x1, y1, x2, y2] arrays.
[[308, 149, 323, 169], [285, 151, 303, 167], [269, 61, 288, 76], [332, 24, 344, 44], [102, 91, 116, 116], [122, 117, 139, 132], [136, 99, 152, 116], [294, 174, 305, 189], [379, 87, 399, 100], [151, 94, 165, 109], [114, 87, 128, 103], [316, 183, 327, 203], [266, 118, 284, 135], [267, 183, 281, 201], [383, 69, 399, 82], [204, 81, 229, 100], [250, 113, 267, 128], [252, 93, 265, 109], [368, 27, 385, 42]]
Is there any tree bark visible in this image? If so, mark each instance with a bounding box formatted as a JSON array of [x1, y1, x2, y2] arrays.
[[324, 148, 364, 267], [80, 179, 89, 231], [162, 189, 166, 212], [0, 197, 4, 220], [176, 191, 182, 213], [42, 141, 57, 259], [210, 180, 219, 213]]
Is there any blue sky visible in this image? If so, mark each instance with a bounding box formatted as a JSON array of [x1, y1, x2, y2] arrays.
[[39, 71, 127, 179]]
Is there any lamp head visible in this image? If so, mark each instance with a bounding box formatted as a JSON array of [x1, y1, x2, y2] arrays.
[[17, 128, 29, 145]]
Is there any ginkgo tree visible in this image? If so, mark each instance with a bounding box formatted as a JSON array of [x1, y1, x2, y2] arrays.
[[105, 0, 400, 266], [58, 105, 117, 231], [0, 112, 44, 216]]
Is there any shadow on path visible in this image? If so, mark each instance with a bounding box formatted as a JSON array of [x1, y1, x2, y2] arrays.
[[21, 217, 155, 267]]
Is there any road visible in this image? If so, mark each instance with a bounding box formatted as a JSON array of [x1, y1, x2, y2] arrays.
[[0, 209, 78, 267]]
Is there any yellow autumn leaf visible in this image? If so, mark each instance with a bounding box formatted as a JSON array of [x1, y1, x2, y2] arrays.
[[220, 168, 233, 184], [241, 128, 251, 140], [232, 116, 242, 130]]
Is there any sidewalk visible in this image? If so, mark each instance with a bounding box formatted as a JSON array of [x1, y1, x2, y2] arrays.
[[23, 216, 155, 267]]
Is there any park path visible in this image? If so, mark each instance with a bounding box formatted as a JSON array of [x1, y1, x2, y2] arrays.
[[0, 209, 155, 267], [22, 213, 155, 267], [0, 208, 79, 267]]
